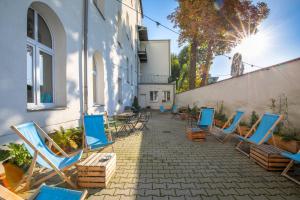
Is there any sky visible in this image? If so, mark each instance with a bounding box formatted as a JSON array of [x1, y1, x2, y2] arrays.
[[142, 0, 300, 80]]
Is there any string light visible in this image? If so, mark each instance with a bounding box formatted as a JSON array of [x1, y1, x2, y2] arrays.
[[113, 0, 264, 75]]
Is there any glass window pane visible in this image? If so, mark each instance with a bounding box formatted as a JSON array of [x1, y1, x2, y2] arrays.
[[38, 15, 52, 48], [27, 45, 34, 103], [39, 51, 53, 103], [27, 8, 34, 39]]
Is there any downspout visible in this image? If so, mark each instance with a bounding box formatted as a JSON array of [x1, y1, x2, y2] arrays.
[[83, 0, 88, 114]]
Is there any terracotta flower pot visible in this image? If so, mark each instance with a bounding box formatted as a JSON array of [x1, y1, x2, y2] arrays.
[[268, 135, 300, 153], [2, 162, 25, 189]]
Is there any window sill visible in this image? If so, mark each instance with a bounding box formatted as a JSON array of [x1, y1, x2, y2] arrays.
[[93, 104, 105, 107], [27, 106, 67, 112]]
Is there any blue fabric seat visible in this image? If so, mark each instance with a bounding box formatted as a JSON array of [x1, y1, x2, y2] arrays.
[[35, 184, 87, 200], [83, 114, 114, 151], [223, 111, 245, 134], [281, 151, 300, 163], [236, 113, 282, 156], [280, 150, 300, 184], [197, 108, 215, 130]]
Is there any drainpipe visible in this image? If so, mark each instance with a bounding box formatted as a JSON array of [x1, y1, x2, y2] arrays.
[[83, 0, 88, 114]]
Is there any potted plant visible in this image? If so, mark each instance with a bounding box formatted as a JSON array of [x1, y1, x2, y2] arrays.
[[268, 127, 300, 153], [214, 101, 228, 128], [178, 106, 189, 120], [2, 143, 32, 188], [238, 121, 250, 136]]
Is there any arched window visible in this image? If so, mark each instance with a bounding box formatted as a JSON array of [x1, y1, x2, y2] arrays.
[[27, 8, 54, 107]]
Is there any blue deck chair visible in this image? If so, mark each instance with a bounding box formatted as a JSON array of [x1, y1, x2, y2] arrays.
[[160, 105, 165, 113], [216, 110, 245, 143], [11, 122, 83, 190], [0, 184, 87, 200], [83, 114, 114, 152], [197, 107, 215, 131], [236, 113, 282, 156], [280, 150, 300, 185]]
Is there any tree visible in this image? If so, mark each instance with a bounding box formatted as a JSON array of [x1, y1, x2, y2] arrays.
[[169, 0, 269, 87], [170, 54, 180, 83]]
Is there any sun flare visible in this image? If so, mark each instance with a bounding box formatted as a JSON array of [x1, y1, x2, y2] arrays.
[[234, 31, 269, 59]]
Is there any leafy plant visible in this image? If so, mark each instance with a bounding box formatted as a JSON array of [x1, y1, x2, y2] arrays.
[[51, 127, 82, 151], [249, 111, 259, 127], [215, 101, 228, 122], [239, 121, 248, 127], [132, 96, 140, 111], [7, 143, 32, 170], [0, 149, 10, 162], [190, 105, 200, 117]]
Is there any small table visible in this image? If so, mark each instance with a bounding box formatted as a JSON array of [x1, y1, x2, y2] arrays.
[[77, 153, 116, 188], [250, 144, 290, 171], [115, 112, 137, 133], [186, 127, 206, 141]]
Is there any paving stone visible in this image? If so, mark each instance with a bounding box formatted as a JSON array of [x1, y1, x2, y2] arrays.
[[145, 189, 160, 196]]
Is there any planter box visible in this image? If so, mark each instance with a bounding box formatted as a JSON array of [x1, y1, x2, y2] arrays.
[[250, 144, 290, 171], [268, 135, 300, 153], [77, 153, 116, 188], [186, 128, 206, 142]]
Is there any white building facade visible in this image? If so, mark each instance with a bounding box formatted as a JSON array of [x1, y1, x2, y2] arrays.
[[138, 40, 175, 109], [0, 0, 143, 144]]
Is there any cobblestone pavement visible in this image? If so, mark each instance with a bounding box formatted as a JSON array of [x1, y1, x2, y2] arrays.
[[23, 112, 300, 200]]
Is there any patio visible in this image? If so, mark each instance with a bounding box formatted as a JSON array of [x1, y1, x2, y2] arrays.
[[23, 111, 300, 200]]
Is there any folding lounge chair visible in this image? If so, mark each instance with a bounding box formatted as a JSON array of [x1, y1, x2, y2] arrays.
[[280, 150, 300, 185], [83, 114, 114, 152], [216, 110, 245, 143], [0, 184, 87, 200], [160, 105, 165, 113], [236, 113, 282, 157], [197, 107, 215, 131], [11, 122, 83, 190]]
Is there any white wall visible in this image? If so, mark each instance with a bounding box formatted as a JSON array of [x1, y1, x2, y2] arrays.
[[139, 84, 175, 109], [176, 58, 300, 128], [0, 0, 142, 144], [140, 40, 170, 83]]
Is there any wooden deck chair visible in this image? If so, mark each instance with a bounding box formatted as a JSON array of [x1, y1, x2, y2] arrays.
[[10, 122, 83, 191], [160, 105, 165, 113], [280, 150, 300, 185], [83, 114, 114, 153], [197, 107, 215, 131], [0, 184, 87, 200], [235, 113, 282, 157], [215, 110, 245, 143]]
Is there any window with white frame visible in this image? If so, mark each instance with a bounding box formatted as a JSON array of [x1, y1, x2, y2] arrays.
[[162, 91, 171, 102], [27, 8, 54, 107], [150, 91, 158, 102]]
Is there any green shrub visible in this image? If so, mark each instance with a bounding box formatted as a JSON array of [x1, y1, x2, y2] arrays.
[[51, 126, 83, 151], [132, 96, 140, 111], [7, 143, 32, 170], [249, 111, 259, 127], [0, 149, 10, 162]]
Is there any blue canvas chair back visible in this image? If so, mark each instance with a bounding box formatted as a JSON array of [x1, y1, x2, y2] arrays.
[[172, 105, 177, 113], [197, 108, 214, 128], [223, 111, 244, 134], [36, 185, 84, 200], [83, 114, 109, 149], [248, 113, 280, 144], [160, 105, 165, 112], [14, 122, 82, 170]]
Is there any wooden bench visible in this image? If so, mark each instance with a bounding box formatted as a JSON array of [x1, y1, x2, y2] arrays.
[[250, 144, 290, 171], [186, 128, 206, 142], [77, 153, 116, 188]]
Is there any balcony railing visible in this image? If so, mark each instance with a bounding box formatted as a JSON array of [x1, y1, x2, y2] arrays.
[[139, 74, 170, 84]]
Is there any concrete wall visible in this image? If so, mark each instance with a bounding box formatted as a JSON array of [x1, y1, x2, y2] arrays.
[[139, 84, 175, 109], [175, 58, 300, 128], [140, 40, 170, 83], [0, 0, 142, 144]]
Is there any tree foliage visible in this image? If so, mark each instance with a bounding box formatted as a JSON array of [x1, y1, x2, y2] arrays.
[[169, 0, 270, 87]]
